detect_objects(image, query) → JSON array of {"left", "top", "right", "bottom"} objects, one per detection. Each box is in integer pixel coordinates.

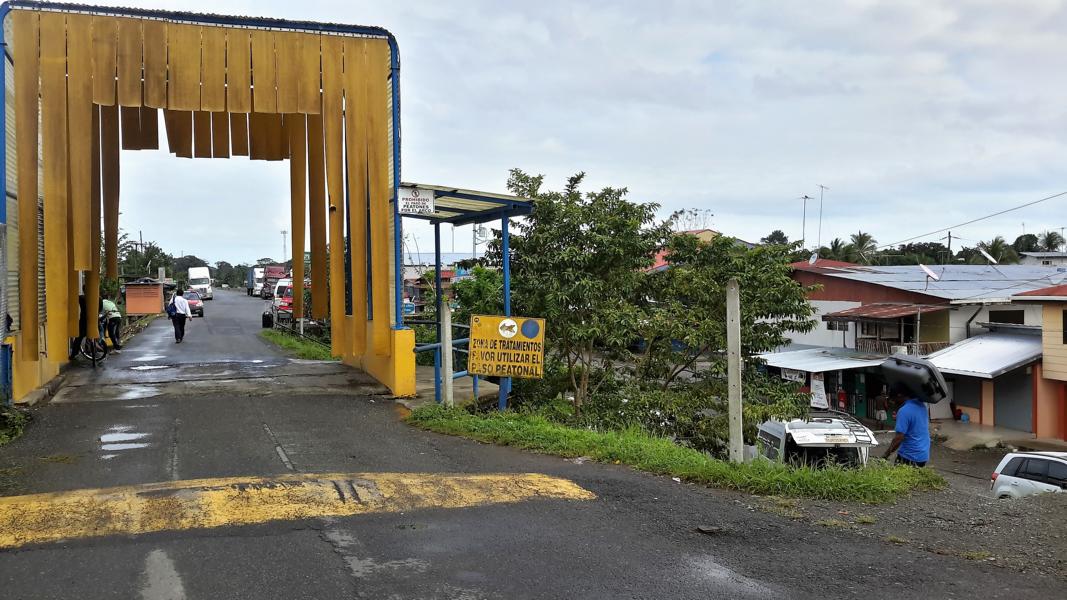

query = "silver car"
[{"left": 990, "top": 451, "right": 1067, "bottom": 499}]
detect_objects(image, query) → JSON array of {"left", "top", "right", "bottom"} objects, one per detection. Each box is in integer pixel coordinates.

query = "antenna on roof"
[
  {"left": 919, "top": 263, "right": 940, "bottom": 290},
  {"left": 808, "top": 253, "right": 819, "bottom": 266},
  {"left": 978, "top": 247, "right": 998, "bottom": 264}
]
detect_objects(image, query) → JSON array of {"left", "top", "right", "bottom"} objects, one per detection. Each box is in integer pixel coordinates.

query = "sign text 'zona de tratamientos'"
[{"left": 468, "top": 315, "right": 546, "bottom": 379}]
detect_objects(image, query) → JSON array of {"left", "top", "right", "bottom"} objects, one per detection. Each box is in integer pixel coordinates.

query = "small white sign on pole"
[
  {"left": 398, "top": 186, "right": 435, "bottom": 215},
  {"left": 810, "top": 372, "right": 829, "bottom": 409}
]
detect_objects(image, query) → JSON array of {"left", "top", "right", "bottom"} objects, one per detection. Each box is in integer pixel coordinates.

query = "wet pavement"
[{"left": 1, "top": 291, "right": 1064, "bottom": 599}]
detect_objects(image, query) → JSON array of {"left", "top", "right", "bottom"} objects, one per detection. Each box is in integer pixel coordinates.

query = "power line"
[{"left": 878, "top": 190, "right": 1067, "bottom": 249}]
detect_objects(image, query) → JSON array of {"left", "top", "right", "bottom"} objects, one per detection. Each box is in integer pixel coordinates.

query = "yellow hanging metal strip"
[
  {"left": 14, "top": 10, "right": 41, "bottom": 362},
  {"left": 276, "top": 32, "right": 300, "bottom": 114},
  {"left": 297, "top": 34, "right": 321, "bottom": 115},
  {"left": 201, "top": 27, "right": 226, "bottom": 112},
  {"left": 164, "top": 110, "right": 194, "bottom": 158},
  {"left": 343, "top": 37, "right": 369, "bottom": 355},
  {"left": 40, "top": 10, "right": 70, "bottom": 357},
  {"left": 211, "top": 113, "right": 230, "bottom": 158},
  {"left": 229, "top": 113, "right": 249, "bottom": 156},
  {"left": 193, "top": 111, "right": 212, "bottom": 158},
  {"left": 287, "top": 115, "right": 307, "bottom": 320},
  {"left": 85, "top": 106, "right": 102, "bottom": 340},
  {"left": 250, "top": 30, "right": 277, "bottom": 113},
  {"left": 366, "top": 40, "right": 391, "bottom": 355},
  {"left": 120, "top": 106, "right": 142, "bottom": 150},
  {"left": 168, "top": 24, "right": 202, "bottom": 111},
  {"left": 321, "top": 35, "right": 346, "bottom": 357},
  {"left": 67, "top": 13, "right": 94, "bottom": 271},
  {"left": 226, "top": 29, "right": 252, "bottom": 113},
  {"left": 142, "top": 20, "right": 168, "bottom": 108},
  {"left": 116, "top": 18, "right": 142, "bottom": 107},
  {"left": 139, "top": 107, "right": 159, "bottom": 150},
  {"left": 91, "top": 16, "right": 117, "bottom": 106},
  {"left": 101, "top": 104, "right": 120, "bottom": 279},
  {"left": 307, "top": 113, "right": 328, "bottom": 320}
]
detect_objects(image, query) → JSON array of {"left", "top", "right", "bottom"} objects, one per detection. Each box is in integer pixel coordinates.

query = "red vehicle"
[
  {"left": 184, "top": 291, "right": 205, "bottom": 317},
  {"left": 261, "top": 265, "right": 287, "bottom": 299}
]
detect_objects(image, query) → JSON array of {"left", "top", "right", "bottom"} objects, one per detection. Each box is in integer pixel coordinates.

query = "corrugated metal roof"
[
  {"left": 1014, "top": 284, "right": 1067, "bottom": 299},
  {"left": 758, "top": 348, "right": 886, "bottom": 373},
  {"left": 823, "top": 303, "right": 947, "bottom": 321},
  {"left": 926, "top": 334, "right": 1042, "bottom": 379},
  {"left": 807, "top": 265, "right": 1067, "bottom": 302},
  {"left": 400, "top": 182, "right": 533, "bottom": 226},
  {"left": 1020, "top": 252, "right": 1067, "bottom": 258}
]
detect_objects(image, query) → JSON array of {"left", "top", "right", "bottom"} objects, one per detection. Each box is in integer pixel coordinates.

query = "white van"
[
  {"left": 188, "top": 266, "right": 213, "bottom": 300},
  {"left": 272, "top": 278, "right": 293, "bottom": 308},
  {"left": 757, "top": 411, "right": 878, "bottom": 467}
]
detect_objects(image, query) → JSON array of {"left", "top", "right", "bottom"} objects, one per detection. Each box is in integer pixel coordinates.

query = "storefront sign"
[
  {"left": 468, "top": 315, "right": 546, "bottom": 379},
  {"left": 398, "top": 186, "right": 435, "bottom": 215},
  {"left": 810, "top": 372, "right": 829, "bottom": 409},
  {"left": 780, "top": 368, "right": 805, "bottom": 383}
]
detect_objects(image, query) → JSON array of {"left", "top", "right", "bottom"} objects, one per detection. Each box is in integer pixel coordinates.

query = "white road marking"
[{"left": 140, "top": 549, "right": 186, "bottom": 600}]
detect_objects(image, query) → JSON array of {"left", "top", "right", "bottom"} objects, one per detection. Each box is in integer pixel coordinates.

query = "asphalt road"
[{"left": 0, "top": 291, "right": 1062, "bottom": 599}]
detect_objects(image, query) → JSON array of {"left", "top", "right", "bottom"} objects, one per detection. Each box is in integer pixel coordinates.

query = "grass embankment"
[
  {"left": 259, "top": 330, "right": 337, "bottom": 361},
  {"left": 0, "top": 407, "right": 29, "bottom": 447},
  {"left": 407, "top": 405, "right": 945, "bottom": 504}
]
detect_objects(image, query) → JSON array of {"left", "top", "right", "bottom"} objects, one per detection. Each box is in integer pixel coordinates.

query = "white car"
[{"left": 991, "top": 451, "right": 1067, "bottom": 499}]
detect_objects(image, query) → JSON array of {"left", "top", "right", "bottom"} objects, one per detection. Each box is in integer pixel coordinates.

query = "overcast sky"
[{"left": 95, "top": 0, "right": 1067, "bottom": 265}]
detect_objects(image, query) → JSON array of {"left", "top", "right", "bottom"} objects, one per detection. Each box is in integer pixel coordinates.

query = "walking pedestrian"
[
  {"left": 170, "top": 289, "right": 193, "bottom": 343},
  {"left": 101, "top": 294, "right": 123, "bottom": 351},
  {"left": 882, "top": 383, "right": 931, "bottom": 467}
]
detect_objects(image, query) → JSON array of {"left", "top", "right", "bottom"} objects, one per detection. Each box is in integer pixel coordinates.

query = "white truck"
[
  {"left": 187, "top": 266, "right": 214, "bottom": 300},
  {"left": 248, "top": 267, "right": 265, "bottom": 296}
]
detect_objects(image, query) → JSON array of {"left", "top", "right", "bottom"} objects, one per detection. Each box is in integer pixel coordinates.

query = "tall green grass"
[
  {"left": 259, "top": 330, "right": 337, "bottom": 361},
  {"left": 407, "top": 405, "right": 945, "bottom": 504}
]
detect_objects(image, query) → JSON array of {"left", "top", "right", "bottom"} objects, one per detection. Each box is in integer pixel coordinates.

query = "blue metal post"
[
  {"left": 433, "top": 223, "right": 442, "bottom": 404},
  {"left": 498, "top": 217, "right": 511, "bottom": 410},
  {"left": 389, "top": 37, "right": 403, "bottom": 328}
]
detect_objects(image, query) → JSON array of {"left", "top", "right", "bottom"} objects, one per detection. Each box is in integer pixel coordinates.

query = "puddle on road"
[
  {"left": 100, "top": 454, "right": 118, "bottom": 460},
  {"left": 101, "top": 443, "right": 151, "bottom": 451},
  {"left": 130, "top": 365, "right": 171, "bottom": 371}
]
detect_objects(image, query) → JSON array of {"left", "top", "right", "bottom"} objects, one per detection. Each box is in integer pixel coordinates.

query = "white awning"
[
  {"left": 926, "top": 334, "right": 1042, "bottom": 379},
  {"left": 758, "top": 348, "right": 885, "bottom": 373}
]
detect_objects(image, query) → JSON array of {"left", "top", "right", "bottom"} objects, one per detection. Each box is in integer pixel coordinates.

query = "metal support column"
[
  {"left": 433, "top": 223, "right": 442, "bottom": 404},
  {"left": 498, "top": 217, "right": 511, "bottom": 410}
]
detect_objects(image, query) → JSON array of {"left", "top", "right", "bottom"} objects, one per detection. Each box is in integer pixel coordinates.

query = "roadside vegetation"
[
  {"left": 259, "top": 329, "right": 337, "bottom": 361},
  {"left": 408, "top": 405, "right": 945, "bottom": 503},
  {"left": 0, "top": 407, "right": 29, "bottom": 447}
]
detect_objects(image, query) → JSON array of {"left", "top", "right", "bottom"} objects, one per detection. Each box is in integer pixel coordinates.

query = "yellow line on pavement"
[{"left": 0, "top": 472, "right": 595, "bottom": 549}]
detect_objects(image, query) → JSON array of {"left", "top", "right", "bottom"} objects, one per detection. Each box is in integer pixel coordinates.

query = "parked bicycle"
[{"left": 78, "top": 313, "right": 110, "bottom": 363}]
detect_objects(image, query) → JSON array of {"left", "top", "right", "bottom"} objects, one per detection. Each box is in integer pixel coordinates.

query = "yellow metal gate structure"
[{"left": 0, "top": 1, "right": 415, "bottom": 401}]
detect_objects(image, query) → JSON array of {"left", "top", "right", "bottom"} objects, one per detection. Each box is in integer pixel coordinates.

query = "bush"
[
  {"left": 0, "top": 407, "right": 29, "bottom": 446},
  {"left": 407, "top": 405, "right": 945, "bottom": 503}
]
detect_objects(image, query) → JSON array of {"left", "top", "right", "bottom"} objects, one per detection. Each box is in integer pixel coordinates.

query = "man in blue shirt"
[{"left": 882, "top": 384, "right": 930, "bottom": 467}]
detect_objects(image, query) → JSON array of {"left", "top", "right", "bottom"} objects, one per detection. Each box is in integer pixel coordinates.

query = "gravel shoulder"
[{"left": 761, "top": 437, "right": 1067, "bottom": 580}]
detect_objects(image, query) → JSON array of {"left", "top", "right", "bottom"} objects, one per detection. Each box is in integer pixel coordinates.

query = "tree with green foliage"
[
  {"left": 1013, "top": 233, "right": 1039, "bottom": 254},
  {"left": 819, "top": 238, "right": 849, "bottom": 261},
  {"left": 973, "top": 236, "right": 1019, "bottom": 264},
  {"left": 451, "top": 266, "right": 503, "bottom": 328},
  {"left": 500, "top": 169, "right": 673, "bottom": 414},
  {"left": 847, "top": 231, "right": 877, "bottom": 263},
  {"left": 760, "top": 229, "right": 790, "bottom": 246},
  {"left": 640, "top": 234, "right": 816, "bottom": 389},
  {"left": 1038, "top": 230, "right": 1065, "bottom": 252}
]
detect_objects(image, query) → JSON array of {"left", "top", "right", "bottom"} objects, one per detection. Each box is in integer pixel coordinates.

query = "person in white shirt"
[{"left": 170, "top": 289, "right": 193, "bottom": 343}]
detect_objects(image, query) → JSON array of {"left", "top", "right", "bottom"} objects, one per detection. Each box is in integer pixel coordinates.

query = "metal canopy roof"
[
  {"left": 823, "top": 303, "right": 947, "bottom": 322},
  {"left": 399, "top": 182, "right": 534, "bottom": 226},
  {"left": 758, "top": 348, "right": 886, "bottom": 373},
  {"left": 926, "top": 334, "right": 1042, "bottom": 379}
]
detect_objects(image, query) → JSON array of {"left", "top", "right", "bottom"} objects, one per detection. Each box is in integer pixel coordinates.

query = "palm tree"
[
  {"left": 1038, "top": 230, "right": 1065, "bottom": 252},
  {"left": 847, "top": 231, "right": 877, "bottom": 263},
  {"left": 974, "top": 236, "right": 1019, "bottom": 264},
  {"left": 818, "top": 238, "right": 849, "bottom": 261}
]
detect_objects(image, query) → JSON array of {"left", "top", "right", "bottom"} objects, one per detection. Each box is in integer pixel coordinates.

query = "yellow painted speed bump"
[{"left": 0, "top": 472, "right": 595, "bottom": 549}]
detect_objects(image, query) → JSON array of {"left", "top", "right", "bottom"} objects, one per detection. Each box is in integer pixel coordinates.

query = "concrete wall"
[
  {"left": 948, "top": 304, "right": 1044, "bottom": 343},
  {"left": 950, "top": 376, "right": 981, "bottom": 409},
  {"left": 1020, "top": 255, "right": 1067, "bottom": 267},
  {"left": 786, "top": 300, "right": 859, "bottom": 348}
]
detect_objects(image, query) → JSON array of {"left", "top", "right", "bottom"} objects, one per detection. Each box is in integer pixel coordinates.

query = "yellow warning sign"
[{"left": 468, "top": 315, "right": 546, "bottom": 379}]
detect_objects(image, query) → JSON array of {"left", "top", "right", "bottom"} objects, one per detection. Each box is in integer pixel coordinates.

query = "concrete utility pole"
[
  {"left": 441, "top": 305, "right": 454, "bottom": 408},
  {"left": 816, "top": 184, "right": 829, "bottom": 250},
  {"left": 800, "top": 195, "right": 813, "bottom": 249},
  {"left": 281, "top": 230, "right": 288, "bottom": 264},
  {"left": 726, "top": 278, "right": 744, "bottom": 464}
]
